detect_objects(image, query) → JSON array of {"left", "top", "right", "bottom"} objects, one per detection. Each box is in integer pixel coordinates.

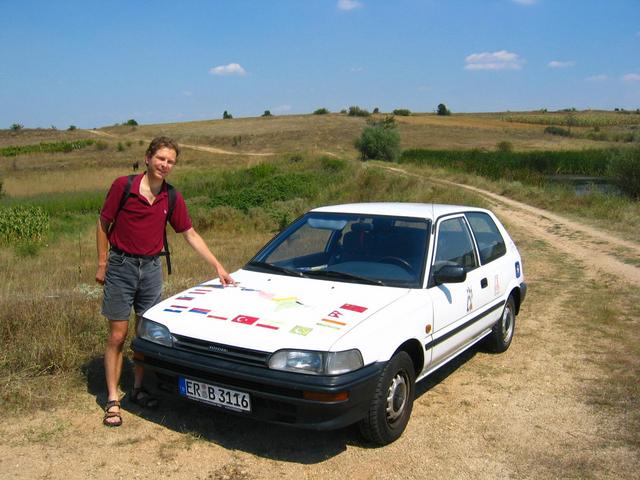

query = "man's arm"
[
  {"left": 181, "top": 227, "right": 235, "bottom": 286},
  {"left": 96, "top": 218, "right": 111, "bottom": 284}
]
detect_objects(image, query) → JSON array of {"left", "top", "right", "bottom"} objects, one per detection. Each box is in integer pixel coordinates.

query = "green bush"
[
  {"left": 67, "top": 125, "right": 77, "bottom": 131},
  {"left": 123, "top": 119, "right": 138, "bottom": 126},
  {"left": 313, "top": 108, "right": 330, "bottom": 115},
  {"left": 117, "top": 142, "right": 125, "bottom": 152},
  {"left": 95, "top": 141, "right": 108, "bottom": 151},
  {"left": 355, "top": 116, "right": 401, "bottom": 162},
  {"left": 437, "top": 103, "right": 451, "bottom": 116},
  {"left": 393, "top": 109, "right": 411, "bottom": 116},
  {"left": 10, "top": 123, "right": 23, "bottom": 131},
  {"left": 0, "top": 140, "right": 95, "bottom": 157},
  {"left": 262, "top": 110, "right": 272, "bottom": 117},
  {"left": 348, "top": 106, "right": 370, "bottom": 117},
  {"left": 608, "top": 148, "right": 640, "bottom": 199},
  {"left": 0, "top": 205, "right": 49, "bottom": 245},
  {"left": 496, "top": 141, "right": 514, "bottom": 153},
  {"left": 545, "top": 126, "right": 571, "bottom": 137},
  {"left": 223, "top": 110, "right": 233, "bottom": 119},
  {"left": 373, "top": 107, "right": 380, "bottom": 114}
]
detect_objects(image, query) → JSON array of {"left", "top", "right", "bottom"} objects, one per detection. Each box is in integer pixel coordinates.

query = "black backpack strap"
[
  {"left": 110, "top": 175, "right": 136, "bottom": 233},
  {"left": 159, "top": 183, "right": 177, "bottom": 275}
]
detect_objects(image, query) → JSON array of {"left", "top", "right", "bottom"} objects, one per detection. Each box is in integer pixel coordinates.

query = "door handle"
[{"left": 480, "top": 278, "right": 488, "bottom": 288}]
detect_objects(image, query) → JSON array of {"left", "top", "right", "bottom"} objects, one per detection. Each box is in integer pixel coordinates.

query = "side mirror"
[{"left": 433, "top": 264, "right": 466, "bottom": 285}]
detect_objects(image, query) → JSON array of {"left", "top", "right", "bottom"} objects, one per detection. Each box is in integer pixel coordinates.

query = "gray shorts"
[{"left": 101, "top": 250, "right": 163, "bottom": 320}]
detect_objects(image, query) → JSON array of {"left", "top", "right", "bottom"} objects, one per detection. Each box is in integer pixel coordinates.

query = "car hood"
[{"left": 144, "top": 269, "right": 410, "bottom": 353}]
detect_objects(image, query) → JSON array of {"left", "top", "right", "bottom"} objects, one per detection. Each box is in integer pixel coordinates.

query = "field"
[{"left": 1, "top": 111, "right": 639, "bottom": 479}]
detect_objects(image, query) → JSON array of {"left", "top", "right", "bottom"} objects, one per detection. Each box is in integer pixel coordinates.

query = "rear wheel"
[
  {"left": 486, "top": 294, "right": 516, "bottom": 353},
  {"left": 358, "top": 351, "right": 415, "bottom": 445}
]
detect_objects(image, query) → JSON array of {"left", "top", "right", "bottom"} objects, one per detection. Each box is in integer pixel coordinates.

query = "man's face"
[{"left": 146, "top": 147, "right": 177, "bottom": 181}]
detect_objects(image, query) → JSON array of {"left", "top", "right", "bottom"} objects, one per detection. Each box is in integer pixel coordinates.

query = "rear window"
[{"left": 466, "top": 212, "right": 506, "bottom": 264}]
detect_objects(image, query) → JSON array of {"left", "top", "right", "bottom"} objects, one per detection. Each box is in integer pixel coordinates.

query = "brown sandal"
[
  {"left": 130, "top": 387, "right": 159, "bottom": 409},
  {"left": 103, "top": 400, "right": 122, "bottom": 427}
]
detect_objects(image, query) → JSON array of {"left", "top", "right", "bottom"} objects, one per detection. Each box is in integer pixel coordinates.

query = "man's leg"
[
  {"left": 133, "top": 315, "right": 144, "bottom": 390},
  {"left": 104, "top": 319, "right": 128, "bottom": 425}
]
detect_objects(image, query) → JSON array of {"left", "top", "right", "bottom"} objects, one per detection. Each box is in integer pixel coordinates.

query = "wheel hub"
[{"left": 386, "top": 373, "right": 408, "bottom": 422}]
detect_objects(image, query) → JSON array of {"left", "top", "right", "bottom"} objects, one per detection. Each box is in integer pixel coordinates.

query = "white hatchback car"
[{"left": 133, "top": 203, "right": 526, "bottom": 445}]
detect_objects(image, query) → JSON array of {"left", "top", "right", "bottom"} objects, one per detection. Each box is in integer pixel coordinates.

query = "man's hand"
[
  {"left": 96, "top": 264, "right": 107, "bottom": 285},
  {"left": 217, "top": 266, "right": 235, "bottom": 286}
]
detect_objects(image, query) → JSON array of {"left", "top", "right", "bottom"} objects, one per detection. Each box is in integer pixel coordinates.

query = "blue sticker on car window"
[{"left": 515, "top": 261, "right": 521, "bottom": 278}]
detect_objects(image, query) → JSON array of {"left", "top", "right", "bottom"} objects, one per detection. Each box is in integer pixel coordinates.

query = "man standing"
[{"left": 96, "top": 136, "right": 234, "bottom": 427}]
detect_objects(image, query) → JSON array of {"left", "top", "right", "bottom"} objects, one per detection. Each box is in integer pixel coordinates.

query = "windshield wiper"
[
  {"left": 246, "top": 261, "right": 307, "bottom": 278},
  {"left": 306, "top": 269, "right": 385, "bottom": 286}
]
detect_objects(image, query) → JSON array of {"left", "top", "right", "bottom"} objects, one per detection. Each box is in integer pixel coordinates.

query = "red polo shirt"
[{"left": 100, "top": 173, "right": 192, "bottom": 255}]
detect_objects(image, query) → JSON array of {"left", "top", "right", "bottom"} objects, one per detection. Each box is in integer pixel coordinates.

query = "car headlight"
[
  {"left": 268, "top": 349, "right": 363, "bottom": 375},
  {"left": 137, "top": 318, "right": 173, "bottom": 347}
]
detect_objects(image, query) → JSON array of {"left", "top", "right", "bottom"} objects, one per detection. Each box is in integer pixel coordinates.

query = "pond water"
[{"left": 547, "top": 175, "right": 621, "bottom": 196}]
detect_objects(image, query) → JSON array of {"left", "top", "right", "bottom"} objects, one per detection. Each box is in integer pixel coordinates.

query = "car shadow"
[{"left": 81, "top": 345, "right": 479, "bottom": 463}]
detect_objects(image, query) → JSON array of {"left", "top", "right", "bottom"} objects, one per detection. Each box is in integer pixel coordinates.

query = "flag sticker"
[
  {"left": 321, "top": 318, "right": 346, "bottom": 326},
  {"left": 163, "top": 308, "right": 184, "bottom": 313},
  {"left": 317, "top": 322, "right": 340, "bottom": 330},
  {"left": 207, "top": 315, "right": 227, "bottom": 320},
  {"left": 189, "top": 308, "right": 210, "bottom": 315},
  {"left": 290, "top": 325, "right": 312, "bottom": 336},
  {"left": 170, "top": 305, "right": 188, "bottom": 309},
  {"left": 256, "top": 323, "right": 279, "bottom": 330},
  {"left": 231, "top": 314, "right": 259, "bottom": 325},
  {"left": 327, "top": 310, "right": 343, "bottom": 319},
  {"left": 340, "top": 303, "right": 367, "bottom": 313},
  {"left": 176, "top": 296, "right": 194, "bottom": 301}
]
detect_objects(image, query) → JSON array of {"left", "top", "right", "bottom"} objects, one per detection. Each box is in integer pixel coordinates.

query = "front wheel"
[
  {"left": 358, "top": 351, "right": 415, "bottom": 445},
  {"left": 486, "top": 294, "right": 516, "bottom": 353}
]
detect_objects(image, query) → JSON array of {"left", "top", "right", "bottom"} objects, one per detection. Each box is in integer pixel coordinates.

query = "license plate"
[{"left": 178, "top": 377, "right": 251, "bottom": 412}]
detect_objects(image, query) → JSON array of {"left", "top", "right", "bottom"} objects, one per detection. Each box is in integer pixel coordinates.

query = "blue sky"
[{"left": 1, "top": 0, "right": 639, "bottom": 129}]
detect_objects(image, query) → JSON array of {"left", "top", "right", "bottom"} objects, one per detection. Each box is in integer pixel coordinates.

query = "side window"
[
  {"left": 434, "top": 217, "right": 478, "bottom": 270},
  {"left": 466, "top": 212, "right": 506, "bottom": 264}
]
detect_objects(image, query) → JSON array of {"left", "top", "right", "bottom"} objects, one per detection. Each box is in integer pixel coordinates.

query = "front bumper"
[{"left": 131, "top": 337, "right": 384, "bottom": 430}]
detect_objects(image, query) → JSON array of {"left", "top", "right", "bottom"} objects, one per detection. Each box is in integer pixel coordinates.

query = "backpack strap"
[
  {"left": 113, "top": 175, "right": 177, "bottom": 275},
  {"left": 158, "top": 183, "right": 177, "bottom": 275},
  {"left": 110, "top": 175, "right": 136, "bottom": 233}
]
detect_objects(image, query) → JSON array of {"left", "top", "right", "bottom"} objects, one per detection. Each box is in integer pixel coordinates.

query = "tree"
[
  {"left": 355, "top": 116, "right": 401, "bottom": 162},
  {"left": 124, "top": 119, "right": 138, "bottom": 126},
  {"left": 223, "top": 110, "right": 233, "bottom": 119},
  {"left": 262, "top": 110, "right": 272, "bottom": 117},
  {"left": 10, "top": 123, "right": 23, "bottom": 131},
  {"left": 437, "top": 103, "right": 451, "bottom": 116},
  {"left": 313, "top": 108, "right": 329, "bottom": 115}
]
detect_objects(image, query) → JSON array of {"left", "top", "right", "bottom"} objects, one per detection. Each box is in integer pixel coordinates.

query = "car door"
[{"left": 427, "top": 215, "right": 492, "bottom": 368}]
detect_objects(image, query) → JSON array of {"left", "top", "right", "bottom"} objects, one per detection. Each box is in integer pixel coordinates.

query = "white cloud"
[
  {"left": 622, "top": 73, "right": 640, "bottom": 82},
  {"left": 338, "top": 0, "right": 363, "bottom": 11},
  {"left": 512, "top": 0, "right": 538, "bottom": 5},
  {"left": 465, "top": 50, "right": 524, "bottom": 70},
  {"left": 182, "top": 91, "right": 193, "bottom": 97},
  {"left": 586, "top": 74, "right": 608, "bottom": 82},
  {"left": 209, "top": 63, "right": 247, "bottom": 76},
  {"left": 548, "top": 60, "right": 575, "bottom": 69},
  {"left": 350, "top": 66, "right": 365, "bottom": 72}
]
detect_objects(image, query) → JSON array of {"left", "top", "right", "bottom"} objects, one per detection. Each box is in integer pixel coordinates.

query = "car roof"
[{"left": 311, "top": 202, "right": 488, "bottom": 220}]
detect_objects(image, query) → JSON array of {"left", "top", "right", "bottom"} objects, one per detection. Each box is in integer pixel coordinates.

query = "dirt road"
[{"left": 1, "top": 166, "right": 638, "bottom": 479}]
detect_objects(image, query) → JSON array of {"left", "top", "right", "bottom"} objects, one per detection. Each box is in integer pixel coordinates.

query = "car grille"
[{"left": 172, "top": 334, "right": 270, "bottom": 367}]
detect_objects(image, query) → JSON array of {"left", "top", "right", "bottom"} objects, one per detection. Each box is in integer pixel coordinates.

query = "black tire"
[
  {"left": 486, "top": 294, "right": 516, "bottom": 353},
  {"left": 358, "top": 351, "right": 415, "bottom": 445}
]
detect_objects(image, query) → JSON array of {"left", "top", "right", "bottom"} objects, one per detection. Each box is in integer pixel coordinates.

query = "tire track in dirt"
[{"left": 376, "top": 164, "right": 640, "bottom": 285}]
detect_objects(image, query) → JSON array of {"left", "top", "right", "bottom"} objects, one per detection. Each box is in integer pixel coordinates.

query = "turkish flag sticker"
[
  {"left": 340, "top": 303, "right": 367, "bottom": 313},
  {"left": 231, "top": 314, "right": 259, "bottom": 325}
]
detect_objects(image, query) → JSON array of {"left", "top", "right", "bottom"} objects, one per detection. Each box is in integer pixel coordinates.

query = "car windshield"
[{"left": 246, "top": 212, "right": 430, "bottom": 288}]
